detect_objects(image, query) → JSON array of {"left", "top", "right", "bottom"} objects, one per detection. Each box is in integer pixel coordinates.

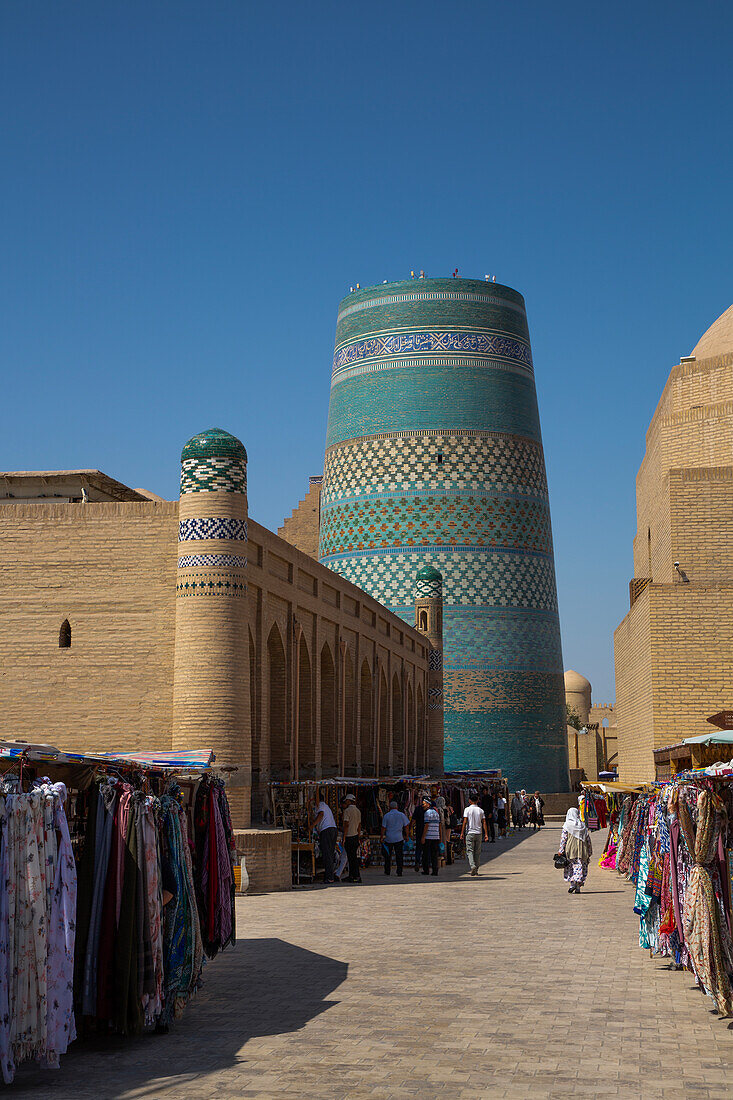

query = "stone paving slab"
[{"left": 10, "top": 826, "right": 733, "bottom": 1097}]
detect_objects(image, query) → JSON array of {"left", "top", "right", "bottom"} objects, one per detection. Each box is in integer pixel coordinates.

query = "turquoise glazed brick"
[{"left": 320, "top": 278, "right": 569, "bottom": 790}]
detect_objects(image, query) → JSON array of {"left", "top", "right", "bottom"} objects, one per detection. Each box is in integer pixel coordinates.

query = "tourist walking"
[
  {"left": 381, "top": 800, "right": 410, "bottom": 876},
  {"left": 511, "top": 791, "right": 524, "bottom": 832},
  {"left": 533, "top": 791, "right": 545, "bottom": 829},
  {"left": 558, "top": 806, "right": 593, "bottom": 893},
  {"left": 411, "top": 793, "right": 426, "bottom": 872},
  {"left": 460, "top": 790, "right": 489, "bottom": 876},
  {"left": 342, "top": 793, "right": 362, "bottom": 883},
  {"left": 496, "top": 791, "right": 507, "bottom": 837},
  {"left": 420, "top": 796, "right": 443, "bottom": 876},
  {"left": 313, "top": 792, "right": 338, "bottom": 884}
]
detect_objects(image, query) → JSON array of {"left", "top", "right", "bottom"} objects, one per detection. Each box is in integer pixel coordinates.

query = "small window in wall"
[
  {"left": 419, "top": 610, "right": 428, "bottom": 631},
  {"left": 436, "top": 453, "right": 443, "bottom": 465},
  {"left": 59, "top": 619, "right": 71, "bottom": 648}
]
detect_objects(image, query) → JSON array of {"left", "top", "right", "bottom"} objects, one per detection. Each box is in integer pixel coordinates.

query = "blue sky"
[{"left": 2, "top": 1, "right": 732, "bottom": 700}]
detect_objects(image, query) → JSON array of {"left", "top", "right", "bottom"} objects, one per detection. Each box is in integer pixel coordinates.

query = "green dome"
[
  {"left": 416, "top": 564, "right": 442, "bottom": 582},
  {"left": 181, "top": 428, "right": 247, "bottom": 464}
]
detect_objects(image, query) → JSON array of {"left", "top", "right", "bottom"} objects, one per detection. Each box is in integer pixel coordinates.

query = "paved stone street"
[{"left": 13, "top": 826, "right": 733, "bottom": 1098}]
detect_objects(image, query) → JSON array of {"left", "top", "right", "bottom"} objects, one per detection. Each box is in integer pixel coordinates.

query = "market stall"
[
  {"left": 269, "top": 772, "right": 508, "bottom": 884},
  {"left": 594, "top": 764, "right": 733, "bottom": 1018},
  {"left": 0, "top": 740, "right": 237, "bottom": 1083}
]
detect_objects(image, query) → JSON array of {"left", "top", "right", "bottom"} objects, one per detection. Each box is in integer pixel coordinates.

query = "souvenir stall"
[
  {"left": 269, "top": 772, "right": 508, "bottom": 884},
  {"left": 0, "top": 741, "right": 237, "bottom": 1083},
  {"left": 595, "top": 765, "right": 733, "bottom": 1019}
]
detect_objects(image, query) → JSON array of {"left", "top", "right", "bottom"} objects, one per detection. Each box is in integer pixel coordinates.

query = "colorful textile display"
[
  {"left": 599, "top": 775, "right": 733, "bottom": 1019},
  {"left": 0, "top": 779, "right": 77, "bottom": 1084},
  {"left": 193, "top": 776, "right": 236, "bottom": 959}
]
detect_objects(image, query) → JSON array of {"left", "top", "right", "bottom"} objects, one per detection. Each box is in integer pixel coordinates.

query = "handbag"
[{"left": 553, "top": 852, "right": 569, "bottom": 869}]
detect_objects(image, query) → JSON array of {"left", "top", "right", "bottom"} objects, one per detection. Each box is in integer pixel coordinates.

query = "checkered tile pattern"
[
  {"left": 178, "top": 518, "right": 247, "bottom": 542},
  {"left": 319, "top": 492, "right": 552, "bottom": 557},
  {"left": 180, "top": 455, "right": 247, "bottom": 494},
  {"left": 322, "top": 432, "right": 547, "bottom": 504},
  {"left": 415, "top": 576, "right": 442, "bottom": 598},
  {"left": 322, "top": 548, "right": 558, "bottom": 612},
  {"left": 177, "top": 553, "right": 247, "bottom": 569}
]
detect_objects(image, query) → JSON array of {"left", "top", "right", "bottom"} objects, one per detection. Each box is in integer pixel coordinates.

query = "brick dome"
[
  {"left": 691, "top": 304, "right": 733, "bottom": 361},
  {"left": 564, "top": 669, "right": 591, "bottom": 694}
]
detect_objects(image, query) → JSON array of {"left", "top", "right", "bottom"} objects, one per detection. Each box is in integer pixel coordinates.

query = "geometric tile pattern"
[
  {"left": 321, "top": 277, "right": 567, "bottom": 786},
  {"left": 332, "top": 329, "right": 533, "bottom": 378},
  {"left": 428, "top": 649, "right": 443, "bottom": 670},
  {"left": 177, "top": 553, "right": 247, "bottom": 569},
  {"left": 415, "top": 575, "right": 442, "bottom": 599},
  {"left": 180, "top": 455, "right": 247, "bottom": 495},
  {"left": 323, "top": 548, "right": 559, "bottom": 612},
  {"left": 322, "top": 432, "right": 548, "bottom": 504},
  {"left": 178, "top": 517, "right": 247, "bottom": 542},
  {"left": 175, "top": 572, "right": 246, "bottom": 597},
  {"left": 319, "top": 492, "right": 553, "bottom": 557}
]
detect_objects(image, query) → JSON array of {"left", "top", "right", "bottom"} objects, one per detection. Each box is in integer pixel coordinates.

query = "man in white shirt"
[
  {"left": 460, "top": 790, "right": 489, "bottom": 876},
  {"left": 313, "top": 791, "right": 338, "bottom": 884}
]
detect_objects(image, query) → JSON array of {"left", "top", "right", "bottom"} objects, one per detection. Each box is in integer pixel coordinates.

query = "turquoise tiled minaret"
[{"left": 319, "top": 277, "right": 569, "bottom": 790}]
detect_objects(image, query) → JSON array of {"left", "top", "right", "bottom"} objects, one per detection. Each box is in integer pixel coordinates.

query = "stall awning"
[{"left": 682, "top": 732, "right": 733, "bottom": 746}]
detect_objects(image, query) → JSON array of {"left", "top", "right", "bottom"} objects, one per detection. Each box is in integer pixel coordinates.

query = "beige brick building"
[
  {"left": 614, "top": 304, "right": 733, "bottom": 781},
  {"left": 0, "top": 431, "right": 440, "bottom": 835},
  {"left": 564, "top": 669, "right": 617, "bottom": 783}
]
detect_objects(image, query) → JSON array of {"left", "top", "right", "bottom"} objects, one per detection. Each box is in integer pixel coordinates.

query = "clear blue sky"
[{"left": 2, "top": 2, "right": 732, "bottom": 701}]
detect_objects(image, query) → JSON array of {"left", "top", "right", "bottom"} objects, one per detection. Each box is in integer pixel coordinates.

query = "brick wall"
[
  {"left": 278, "top": 480, "right": 322, "bottom": 559},
  {"left": 0, "top": 500, "right": 178, "bottom": 750},
  {"left": 233, "top": 828, "right": 292, "bottom": 893},
  {"left": 614, "top": 586, "right": 655, "bottom": 782}
]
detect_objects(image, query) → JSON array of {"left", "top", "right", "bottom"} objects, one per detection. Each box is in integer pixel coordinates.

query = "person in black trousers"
[
  {"left": 420, "top": 796, "right": 443, "bottom": 876},
  {"left": 313, "top": 792, "right": 338, "bottom": 884},
  {"left": 480, "top": 788, "right": 495, "bottom": 843}
]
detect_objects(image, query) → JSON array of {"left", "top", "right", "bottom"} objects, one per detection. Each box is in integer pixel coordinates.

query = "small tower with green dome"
[
  {"left": 414, "top": 565, "right": 444, "bottom": 774},
  {"left": 172, "top": 428, "right": 250, "bottom": 825}
]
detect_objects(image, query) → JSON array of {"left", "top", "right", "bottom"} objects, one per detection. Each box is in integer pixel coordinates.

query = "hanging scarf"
[
  {"left": 44, "top": 784, "right": 77, "bottom": 1067},
  {"left": 678, "top": 788, "right": 733, "bottom": 1017}
]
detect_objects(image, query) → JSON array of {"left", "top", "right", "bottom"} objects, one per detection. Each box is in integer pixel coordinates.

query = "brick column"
[
  {"left": 172, "top": 428, "right": 251, "bottom": 826},
  {"left": 414, "top": 565, "right": 445, "bottom": 775}
]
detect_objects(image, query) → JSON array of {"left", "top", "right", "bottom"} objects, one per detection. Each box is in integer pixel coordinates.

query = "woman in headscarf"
[{"left": 558, "top": 806, "right": 592, "bottom": 893}]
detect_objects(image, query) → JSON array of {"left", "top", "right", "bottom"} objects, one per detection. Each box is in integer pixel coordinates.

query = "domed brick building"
[{"left": 615, "top": 302, "right": 733, "bottom": 780}]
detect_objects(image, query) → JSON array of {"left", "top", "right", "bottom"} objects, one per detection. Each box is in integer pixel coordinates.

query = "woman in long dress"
[{"left": 558, "top": 807, "right": 592, "bottom": 893}]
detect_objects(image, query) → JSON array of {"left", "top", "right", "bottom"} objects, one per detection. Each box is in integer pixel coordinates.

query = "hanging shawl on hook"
[{"left": 678, "top": 788, "right": 733, "bottom": 1017}]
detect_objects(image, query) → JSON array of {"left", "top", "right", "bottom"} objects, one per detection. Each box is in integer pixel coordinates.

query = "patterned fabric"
[
  {"left": 0, "top": 783, "right": 76, "bottom": 1083},
  {"left": 560, "top": 827, "right": 591, "bottom": 885},
  {"left": 678, "top": 789, "right": 733, "bottom": 1017}
]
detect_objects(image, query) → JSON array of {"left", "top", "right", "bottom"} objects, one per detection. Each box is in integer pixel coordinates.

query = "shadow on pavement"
[{"left": 10, "top": 938, "right": 348, "bottom": 1099}]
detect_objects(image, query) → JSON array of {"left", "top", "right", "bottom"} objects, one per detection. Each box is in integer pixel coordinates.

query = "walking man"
[
  {"left": 460, "top": 790, "right": 489, "bottom": 876},
  {"left": 342, "top": 793, "right": 362, "bottom": 883},
  {"left": 381, "top": 799, "right": 409, "bottom": 876},
  {"left": 420, "top": 796, "right": 443, "bottom": 876},
  {"left": 313, "top": 790, "right": 338, "bottom": 884}
]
